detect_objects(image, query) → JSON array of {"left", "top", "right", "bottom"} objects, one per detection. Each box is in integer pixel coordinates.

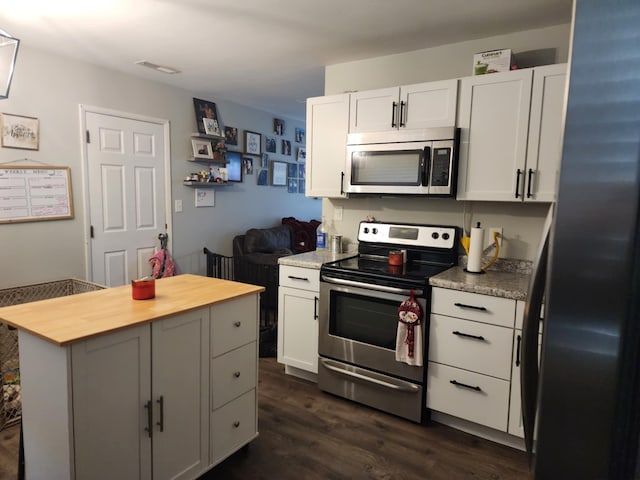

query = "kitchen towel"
[
  {"left": 395, "top": 291, "right": 423, "bottom": 367},
  {"left": 467, "top": 224, "right": 485, "bottom": 273}
]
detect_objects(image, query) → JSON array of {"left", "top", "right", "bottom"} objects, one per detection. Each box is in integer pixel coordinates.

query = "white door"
[{"left": 85, "top": 110, "right": 168, "bottom": 286}]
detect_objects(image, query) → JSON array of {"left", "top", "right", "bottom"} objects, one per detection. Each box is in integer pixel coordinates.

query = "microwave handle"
[{"left": 422, "top": 146, "right": 431, "bottom": 186}]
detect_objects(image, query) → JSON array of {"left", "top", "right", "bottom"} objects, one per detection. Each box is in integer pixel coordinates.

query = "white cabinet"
[
  {"left": 277, "top": 265, "right": 320, "bottom": 377},
  {"left": 349, "top": 79, "right": 458, "bottom": 133},
  {"left": 306, "top": 94, "right": 350, "bottom": 198},
  {"left": 456, "top": 64, "right": 567, "bottom": 202},
  {"left": 19, "top": 294, "right": 260, "bottom": 480},
  {"left": 427, "top": 287, "right": 516, "bottom": 432}
]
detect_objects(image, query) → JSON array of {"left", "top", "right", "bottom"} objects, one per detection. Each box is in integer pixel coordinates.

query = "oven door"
[{"left": 319, "top": 275, "right": 427, "bottom": 383}]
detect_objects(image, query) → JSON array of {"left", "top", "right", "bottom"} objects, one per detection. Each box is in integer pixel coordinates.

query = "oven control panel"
[{"left": 358, "top": 222, "right": 457, "bottom": 249}]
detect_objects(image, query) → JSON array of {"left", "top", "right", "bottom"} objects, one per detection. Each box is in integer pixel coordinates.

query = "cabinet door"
[
  {"left": 457, "top": 69, "right": 533, "bottom": 201},
  {"left": 277, "top": 286, "right": 319, "bottom": 373},
  {"left": 401, "top": 79, "right": 458, "bottom": 129},
  {"left": 152, "top": 308, "right": 210, "bottom": 480},
  {"left": 525, "top": 64, "right": 567, "bottom": 202},
  {"left": 71, "top": 325, "right": 152, "bottom": 480},
  {"left": 306, "top": 94, "right": 350, "bottom": 197},
  {"left": 349, "top": 87, "right": 399, "bottom": 133}
]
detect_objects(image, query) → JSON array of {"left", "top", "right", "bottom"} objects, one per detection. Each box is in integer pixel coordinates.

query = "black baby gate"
[{"left": 203, "top": 248, "right": 277, "bottom": 357}]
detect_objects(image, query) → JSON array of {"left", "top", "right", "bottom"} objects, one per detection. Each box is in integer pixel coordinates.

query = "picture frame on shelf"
[
  {"left": 270, "top": 161, "right": 287, "bottom": 186},
  {"left": 203, "top": 118, "right": 221, "bottom": 136},
  {"left": 1, "top": 113, "right": 39, "bottom": 150},
  {"left": 296, "top": 147, "right": 306, "bottom": 162},
  {"left": 287, "top": 178, "right": 298, "bottom": 194},
  {"left": 295, "top": 127, "right": 305, "bottom": 144},
  {"left": 191, "top": 138, "right": 213, "bottom": 158},
  {"left": 265, "top": 136, "right": 276, "bottom": 153},
  {"left": 244, "top": 130, "right": 262, "bottom": 156},
  {"left": 226, "top": 151, "right": 243, "bottom": 182},
  {"left": 273, "top": 118, "right": 285, "bottom": 135},
  {"left": 193, "top": 98, "right": 219, "bottom": 134}
]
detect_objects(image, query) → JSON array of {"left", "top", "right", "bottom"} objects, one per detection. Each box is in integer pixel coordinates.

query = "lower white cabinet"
[
  {"left": 277, "top": 265, "right": 320, "bottom": 375},
  {"left": 19, "top": 294, "right": 259, "bottom": 480},
  {"left": 427, "top": 287, "right": 516, "bottom": 432}
]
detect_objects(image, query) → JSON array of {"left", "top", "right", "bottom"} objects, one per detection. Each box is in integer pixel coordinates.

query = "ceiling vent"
[{"left": 135, "top": 60, "right": 180, "bottom": 74}]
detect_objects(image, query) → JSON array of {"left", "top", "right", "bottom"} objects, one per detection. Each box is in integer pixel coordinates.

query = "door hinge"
[
  {"left": 90, "top": 225, "right": 94, "bottom": 238},
  {"left": 86, "top": 130, "right": 90, "bottom": 143}
]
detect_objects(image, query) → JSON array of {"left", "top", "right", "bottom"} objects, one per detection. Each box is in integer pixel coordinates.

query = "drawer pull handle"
[
  {"left": 452, "top": 330, "right": 485, "bottom": 341},
  {"left": 450, "top": 380, "right": 482, "bottom": 392},
  {"left": 233, "top": 371, "right": 241, "bottom": 378},
  {"left": 454, "top": 302, "right": 487, "bottom": 312},
  {"left": 234, "top": 321, "right": 241, "bottom": 327},
  {"left": 288, "top": 275, "right": 309, "bottom": 281},
  {"left": 233, "top": 421, "right": 240, "bottom": 428}
]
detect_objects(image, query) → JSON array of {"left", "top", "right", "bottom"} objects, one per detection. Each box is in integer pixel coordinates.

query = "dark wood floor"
[{"left": 0, "top": 358, "right": 529, "bottom": 480}]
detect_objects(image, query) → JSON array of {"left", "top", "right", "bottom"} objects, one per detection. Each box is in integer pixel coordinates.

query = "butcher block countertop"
[{"left": 0, "top": 274, "right": 264, "bottom": 346}]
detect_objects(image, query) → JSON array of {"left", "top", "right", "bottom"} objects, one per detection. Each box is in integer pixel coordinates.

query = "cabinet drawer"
[
  {"left": 211, "top": 389, "right": 256, "bottom": 464},
  {"left": 211, "top": 295, "right": 258, "bottom": 357},
  {"left": 212, "top": 342, "right": 257, "bottom": 409},
  {"left": 427, "top": 362, "right": 510, "bottom": 432},
  {"left": 429, "top": 314, "right": 513, "bottom": 379},
  {"left": 279, "top": 265, "right": 320, "bottom": 291},
  {"left": 431, "top": 287, "right": 516, "bottom": 327}
]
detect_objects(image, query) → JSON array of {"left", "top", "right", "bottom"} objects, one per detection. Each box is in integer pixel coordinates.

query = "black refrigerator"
[{"left": 521, "top": 0, "right": 640, "bottom": 478}]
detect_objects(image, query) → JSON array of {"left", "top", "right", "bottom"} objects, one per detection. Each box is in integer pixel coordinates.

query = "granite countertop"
[
  {"left": 278, "top": 249, "right": 357, "bottom": 269},
  {"left": 429, "top": 259, "right": 532, "bottom": 300}
]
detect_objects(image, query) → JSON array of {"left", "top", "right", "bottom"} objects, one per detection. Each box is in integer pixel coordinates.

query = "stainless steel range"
[{"left": 318, "top": 221, "right": 459, "bottom": 423}]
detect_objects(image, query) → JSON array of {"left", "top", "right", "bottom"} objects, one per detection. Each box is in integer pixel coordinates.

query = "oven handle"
[
  {"left": 320, "top": 359, "right": 420, "bottom": 393},
  {"left": 321, "top": 275, "right": 423, "bottom": 297}
]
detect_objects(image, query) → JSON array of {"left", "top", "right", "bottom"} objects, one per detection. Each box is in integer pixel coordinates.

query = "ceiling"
[{"left": 1, "top": 0, "right": 573, "bottom": 119}]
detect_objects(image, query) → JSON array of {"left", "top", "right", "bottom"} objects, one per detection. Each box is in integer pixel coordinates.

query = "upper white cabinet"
[
  {"left": 306, "top": 93, "right": 350, "bottom": 198},
  {"left": 456, "top": 64, "right": 567, "bottom": 202},
  {"left": 349, "top": 79, "right": 458, "bottom": 133}
]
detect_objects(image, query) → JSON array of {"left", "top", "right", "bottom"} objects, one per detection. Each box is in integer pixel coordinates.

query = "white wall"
[
  {"left": 0, "top": 45, "right": 320, "bottom": 289},
  {"left": 323, "top": 23, "right": 571, "bottom": 260}
]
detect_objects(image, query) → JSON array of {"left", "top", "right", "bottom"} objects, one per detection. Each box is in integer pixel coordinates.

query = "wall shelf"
[
  {"left": 188, "top": 156, "right": 228, "bottom": 164},
  {"left": 183, "top": 181, "right": 231, "bottom": 187}
]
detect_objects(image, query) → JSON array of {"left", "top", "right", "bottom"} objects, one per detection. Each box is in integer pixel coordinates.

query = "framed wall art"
[
  {"left": 282, "top": 140, "right": 291, "bottom": 156},
  {"left": 191, "top": 138, "right": 213, "bottom": 159},
  {"left": 243, "top": 157, "right": 254, "bottom": 175},
  {"left": 270, "top": 161, "right": 287, "bottom": 186},
  {"left": 193, "top": 98, "right": 219, "bottom": 134},
  {"left": 202, "top": 117, "right": 221, "bottom": 136},
  {"left": 226, "top": 151, "right": 243, "bottom": 182},
  {"left": 273, "top": 118, "right": 285, "bottom": 135},
  {"left": 1, "top": 113, "right": 39, "bottom": 150},
  {"left": 225, "top": 126, "right": 238, "bottom": 145},
  {"left": 244, "top": 130, "right": 262, "bottom": 156},
  {"left": 297, "top": 147, "right": 306, "bottom": 162},
  {"left": 265, "top": 136, "right": 276, "bottom": 153},
  {"left": 295, "top": 127, "right": 305, "bottom": 144}
]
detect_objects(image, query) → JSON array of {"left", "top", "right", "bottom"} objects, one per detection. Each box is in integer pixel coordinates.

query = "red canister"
[
  {"left": 388, "top": 250, "right": 404, "bottom": 266},
  {"left": 132, "top": 278, "right": 156, "bottom": 300}
]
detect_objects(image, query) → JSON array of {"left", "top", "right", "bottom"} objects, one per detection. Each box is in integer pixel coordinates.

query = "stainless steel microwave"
[{"left": 345, "top": 127, "right": 460, "bottom": 196}]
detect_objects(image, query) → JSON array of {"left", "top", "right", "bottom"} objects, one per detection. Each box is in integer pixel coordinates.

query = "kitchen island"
[{"left": 0, "top": 274, "right": 264, "bottom": 480}]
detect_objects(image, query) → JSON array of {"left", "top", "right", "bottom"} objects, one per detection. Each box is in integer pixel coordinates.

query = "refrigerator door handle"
[{"left": 521, "top": 208, "right": 551, "bottom": 461}]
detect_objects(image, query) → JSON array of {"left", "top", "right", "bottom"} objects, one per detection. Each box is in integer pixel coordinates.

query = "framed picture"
[
  {"left": 195, "top": 188, "right": 215, "bottom": 207},
  {"left": 203, "top": 118, "right": 221, "bottom": 136},
  {"left": 299, "top": 164, "right": 306, "bottom": 180},
  {"left": 244, "top": 130, "right": 262, "bottom": 156},
  {"left": 297, "top": 147, "right": 306, "bottom": 162},
  {"left": 282, "top": 140, "right": 291, "bottom": 156},
  {"left": 1, "top": 113, "right": 39, "bottom": 150},
  {"left": 191, "top": 138, "right": 213, "bottom": 158},
  {"left": 287, "top": 178, "right": 298, "bottom": 194},
  {"left": 273, "top": 118, "right": 285, "bottom": 135},
  {"left": 193, "top": 98, "right": 219, "bottom": 134},
  {"left": 298, "top": 179, "right": 306, "bottom": 194},
  {"left": 295, "top": 127, "right": 306, "bottom": 144},
  {"left": 224, "top": 126, "right": 238, "bottom": 145},
  {"left": 225, "top": 151, "right": 243, "bottom": 182},
  {"left": 265, "top": 136, "right": 276, "bottom": 153},
  {"left": 261, "top": 153, "right": 269, "bottom": 168},
  {"left": 287, "top": 163, "right": 298, "bottom": 178},
  {"left": 270, "top": 161, "right": 287, "bottom": 186},
  {"left": 257, "top": 169, "right": 268, "bottom": 186},
  {"left": 243, "top": 157, "right": 254, "bottom": 175}
]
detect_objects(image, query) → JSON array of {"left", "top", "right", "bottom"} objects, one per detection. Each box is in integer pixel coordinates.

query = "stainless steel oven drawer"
[{"left": 318, "top": 357, "right": 424, "bottom": 423}]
